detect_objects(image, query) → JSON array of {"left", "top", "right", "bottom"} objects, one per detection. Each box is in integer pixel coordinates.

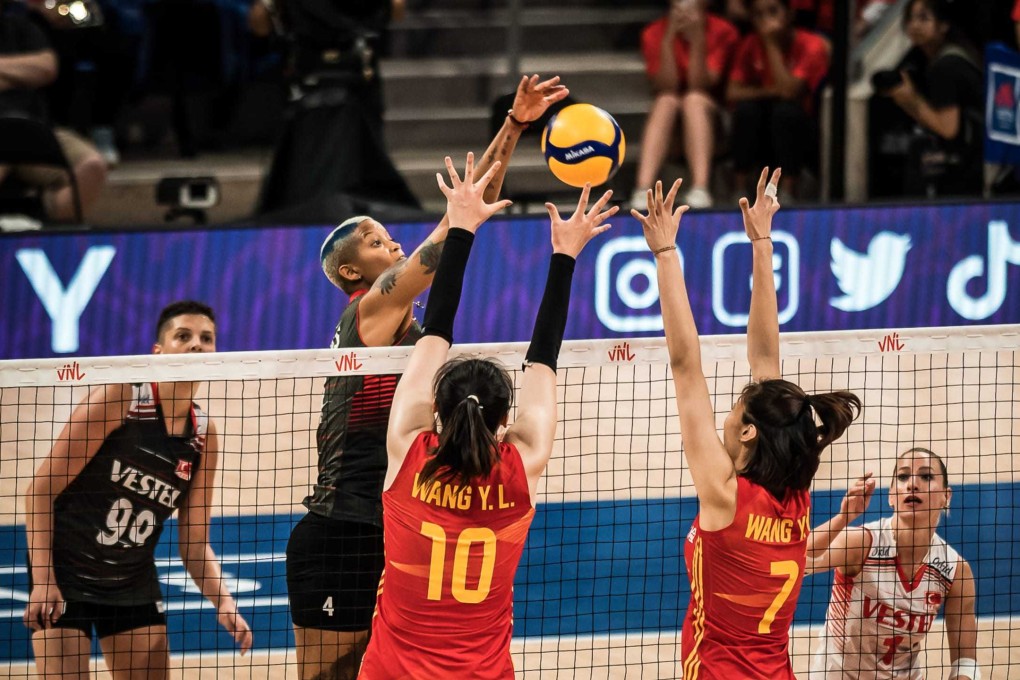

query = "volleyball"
[{"left": 541, "top": 103, "right": 626, "bottom": 187}]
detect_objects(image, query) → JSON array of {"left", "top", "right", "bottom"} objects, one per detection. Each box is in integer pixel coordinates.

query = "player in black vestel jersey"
[
  {"left": 23, "top": 301, "right": 252, "bottom": 678},
  {"left": 285, "top": 75, "right": 570, "bottom": 680}
]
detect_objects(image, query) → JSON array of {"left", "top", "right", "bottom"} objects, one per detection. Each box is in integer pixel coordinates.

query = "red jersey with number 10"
[
  {"left": 681, "top": 476, "right": 811, "bottom": 679},
  {"left": 359, "top": 431, "right": 535, "bottom": 680}
]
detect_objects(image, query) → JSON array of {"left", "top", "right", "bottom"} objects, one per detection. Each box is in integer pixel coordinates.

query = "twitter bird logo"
[{"left": 830, "top": 232, "right": 912, "bottom": 312}]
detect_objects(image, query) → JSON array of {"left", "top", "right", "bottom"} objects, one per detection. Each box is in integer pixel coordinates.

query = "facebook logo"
[{"left": 711, "top": 231, "right": 799, "bottom": 327}]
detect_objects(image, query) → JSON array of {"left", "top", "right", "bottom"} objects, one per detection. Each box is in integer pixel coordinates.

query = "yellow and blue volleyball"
[{"left": 541, "top": 103, "right": 625, "bottom": 188}]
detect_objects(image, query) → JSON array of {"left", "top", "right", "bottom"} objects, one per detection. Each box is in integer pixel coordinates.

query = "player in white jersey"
[{"left": 805, "top": 447, "right": 979, "bottom": 680}]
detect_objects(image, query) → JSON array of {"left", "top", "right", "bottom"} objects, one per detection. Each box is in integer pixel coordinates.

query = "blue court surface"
[{"left": 1, "top": 485, "right": 1017, "bottom": 662}]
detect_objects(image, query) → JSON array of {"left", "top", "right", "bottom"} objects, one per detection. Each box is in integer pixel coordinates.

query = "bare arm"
[
  {"left": 805, "top": 473, "right": 875, "bottom": 574},
  {"left": 726, "top": 79, "right": 779, "bottom": 103},
  {"left": 0, "top": 50, "right": 58, "bottom": 91},
  {"left": 385, "top": 154, "right": 512, "bottom": 488},
  {"left": 177, "top": 421, "right": 252, "bottom": 655},
  {"left": 945, "top": 558, "right": 979, "bottom": 679},
  {"left": 358, "top": 75, "right": 567, "bottom": 344},
  {"left": 651, "top": 13, "right": 681, "bottom": 93},
  {"left": 506, "top": 185, "right": 615, "bottom": 501},
  {"left": 480, "top": 74, "right": 569, "bottom": 202},
  {"left": 683, "top": 11, "right": 714, "bottom": 93},
  {"left": 23, "top": 383, "right": 131, "bottom": 631},
  {"left": 761, "top": 37, "right": 807, "bottom": 101},
  {"left": 633, "top": 181, "right": 737, "bottom": 526},
  {"left": 888, "top": 72, "right": 961, "bottom": 140},
  {"left": 805, "top": 526, "right": 871, "bottom": 576},
  {"left": 741, "top": 168, "right": 782, "bottom": 381},
  {"left": 358, "top": 221, "right": 450, "bottom": 346}
]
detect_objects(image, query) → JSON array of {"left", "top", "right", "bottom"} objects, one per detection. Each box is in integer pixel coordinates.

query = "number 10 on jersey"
[{"left": 420, "top": 522, "right": 497, "bottom": 604}]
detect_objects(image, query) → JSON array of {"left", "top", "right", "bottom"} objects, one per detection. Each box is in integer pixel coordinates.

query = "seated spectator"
[
  {"left": 872, "top": 0, "right": 982, "bottom": 197},
  {"left": 631, "top": 0, "right": 739, "bottom": 209},
  {"left": 0, "top": 2, "right": 106, "bottom": 222},
  {"left": 723, "top": 0, "right": 751, "bottom": 32},
  {"left": 28, "top": 0, "right": 137, "bottom": 166},
  {"left": 726, "top": 0, "right": 830, "bottom": 200}
]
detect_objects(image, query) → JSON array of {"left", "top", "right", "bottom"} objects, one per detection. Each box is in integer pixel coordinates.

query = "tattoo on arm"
[
  {"left": 376, "top": 260, "right": 407, "bottom": 295},
  {"left": 418, "top": 240, "right": 444, "bottom": 274}
]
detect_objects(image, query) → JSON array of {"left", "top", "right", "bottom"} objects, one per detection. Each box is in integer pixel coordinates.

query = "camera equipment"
[
  {"left": 156, "top": 176, "right": 220, "bottom": 224},
  {"left": 871, "top": 69, "right": 904, "bottom": 93}
]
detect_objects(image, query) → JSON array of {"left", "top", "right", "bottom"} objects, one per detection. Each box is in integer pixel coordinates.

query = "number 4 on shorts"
[{"left": 322, "top": 596, "right": 334, "bottom": 616}]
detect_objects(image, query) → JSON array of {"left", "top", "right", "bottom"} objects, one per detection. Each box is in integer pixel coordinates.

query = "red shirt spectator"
[
  {"left": 730, "top": 28, "right": 830, "bottom": 113},
  {"left": 1013, "top": 0, "right": 1020, "bottom": 21},
  {"left": 641, "top": 12, "right": 740, "bottom": 97}
]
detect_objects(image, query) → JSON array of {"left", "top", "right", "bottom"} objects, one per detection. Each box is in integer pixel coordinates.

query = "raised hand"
[
  {"left": 217, "top": 604, "right": 253, "bottom": 656},
  {"left": 23, "top": 582, "right": 64, "bottom": 631},
  {"left": 437, "top": 152, "right": 513, "bottom": 231},
  {"left": 740, "top": 167, "right": 782, "bottom": 242},
  {"left": 545, "top": 183, "right": 617, "bottom": 258},
  {"left": 840, "top": 472, "right": 876, "bottom": 520},
  {"left": 631, "top": 179, "right": 689, "bottom": 253},
  {"left": 510, "top": 74, "right": 570, "bottom": 124}
]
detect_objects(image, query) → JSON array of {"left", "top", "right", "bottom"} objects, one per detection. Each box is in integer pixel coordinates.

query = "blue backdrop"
[
  {"left": 1, "top": 485, "right": 1016, "bottom": 660},
  {"left": 2, "top": 201, "right": 1020, "bottom": 359}
]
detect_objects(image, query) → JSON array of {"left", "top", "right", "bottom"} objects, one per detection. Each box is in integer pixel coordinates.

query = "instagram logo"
[
  {"left": 711, "top": 231, "right": 800, "bottom": 327},
  {"left": 595, "top": 236, "right": 684, "bottom": 332}
]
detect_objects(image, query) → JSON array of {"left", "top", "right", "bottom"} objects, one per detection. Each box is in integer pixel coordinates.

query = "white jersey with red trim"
[{"left": 810, "top": 517, "right": 959, "bottom": 679}]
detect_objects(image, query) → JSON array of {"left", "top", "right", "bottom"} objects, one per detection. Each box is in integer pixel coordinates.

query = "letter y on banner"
[{"left": 16, "top": 246, "right": 116, "bottom": 353}]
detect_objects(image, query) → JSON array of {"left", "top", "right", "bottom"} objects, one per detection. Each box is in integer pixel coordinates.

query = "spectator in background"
[
  {"left": 1014, "top": 0, "right": 1020, "bottom": 49},
  {"left": 726, "top": 0, "right": 830, "bottom": 200},
  {"left": 252, "top": 0, "right": 420, "bottom": 217},
  {"left": 0, "top": 0, "right": 107, "bottom": 221},
  {"left": 632, "top": 0, "right": 739, "bottom": 210},
  {"left": 27, "top": 0, "right": 136, "bottom": 166},
  {"left": 873, "top": 0, "right": 982, "bottom": 197},
  {"left": 723, "top": 0, "right": 751, "bottom": 32}
]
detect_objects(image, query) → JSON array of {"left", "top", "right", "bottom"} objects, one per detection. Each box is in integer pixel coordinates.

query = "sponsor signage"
[{"left": 2, "top": 202, "right": 1020, "bottom": 359}]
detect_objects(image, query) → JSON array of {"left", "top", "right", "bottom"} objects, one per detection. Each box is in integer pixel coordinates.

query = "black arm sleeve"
[
  {"left": 525, "top": 253, "right": 576, "bottom": 372},
  {"left": 421, "top": 228, "right": 475, "bottom": 344}
]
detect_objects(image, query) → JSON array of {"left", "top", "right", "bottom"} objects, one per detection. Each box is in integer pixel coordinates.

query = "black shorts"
[
  {"left": 285, "top": 513, "right": 384, "bottom": 631},
  {"left": 26, "top": 555, "right": 166, "bottom": 639},
  {"left": 44, "top": 600, "right": 166, "bottom": 641}
]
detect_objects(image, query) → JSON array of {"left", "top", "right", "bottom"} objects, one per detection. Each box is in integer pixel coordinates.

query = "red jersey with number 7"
[
  {"left": 681, "top": 476, "right": 811, "bottom": 679},
  {"left": 359, "top": 431, "right": 535, "bottom": 680}
]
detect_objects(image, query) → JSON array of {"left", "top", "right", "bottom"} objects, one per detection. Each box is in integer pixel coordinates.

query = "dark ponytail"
[
  {"left": 420, "top": 358, "right": 514, "bottom": 487},
  {"left": 740, "top": 380, "right": 861, "bottom": 499}
]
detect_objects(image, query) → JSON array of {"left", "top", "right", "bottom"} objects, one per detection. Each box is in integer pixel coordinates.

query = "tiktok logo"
[{"left": 946, "top": 221, "right": 1020, "bottom": 320}]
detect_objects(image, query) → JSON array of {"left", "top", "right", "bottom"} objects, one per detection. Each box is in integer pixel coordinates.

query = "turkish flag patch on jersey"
[
  {"left": 925, "top": 591, "right": 943, "bottom": 608},
  {"left": 175, "top": 460, "right": 192, "bottom": 481}
]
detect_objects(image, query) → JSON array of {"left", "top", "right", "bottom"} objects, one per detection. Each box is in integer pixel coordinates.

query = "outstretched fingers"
[
  {"left": 474, "top": 159, "right": 503, "bottom": 191},
  {"left": 663, "top": 178, "right": 683, "bottom": 212},
  {"left": 755, "top": 166, "right": 769, "bottom": 202},
  {"left": 586, "top": 188, "right": 614, "bottom": 218},
  {"left": 545, "top": 202, "right": 562, "bottom": 224},
  {"left": 573, "top": 182, "right": 593, "bottom": 217}
]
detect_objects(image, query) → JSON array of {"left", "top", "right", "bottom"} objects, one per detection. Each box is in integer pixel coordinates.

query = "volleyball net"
[{"left": 0, "top": 325, "right": 1017, "bottom": 678}]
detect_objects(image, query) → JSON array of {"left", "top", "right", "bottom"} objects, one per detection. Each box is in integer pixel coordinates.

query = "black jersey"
[
  {"left": 52, "top": 383, "right": 207, "bottom": 605},
  {"left": 304, "top": 290, "right": 422, "bottom": 526}
]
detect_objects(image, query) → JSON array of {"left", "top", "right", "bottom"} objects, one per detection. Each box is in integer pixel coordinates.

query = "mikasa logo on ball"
[{"left": 564, "top": 145, "right": 595, "bottom": 161}]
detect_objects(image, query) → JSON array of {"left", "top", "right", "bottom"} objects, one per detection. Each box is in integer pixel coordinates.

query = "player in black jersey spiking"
[
  {"left": 287, "top": 75, "right": 570, "bottom": 680},
  {"left": 23, "top": 301, "right": 252, "bottom": 678}
]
